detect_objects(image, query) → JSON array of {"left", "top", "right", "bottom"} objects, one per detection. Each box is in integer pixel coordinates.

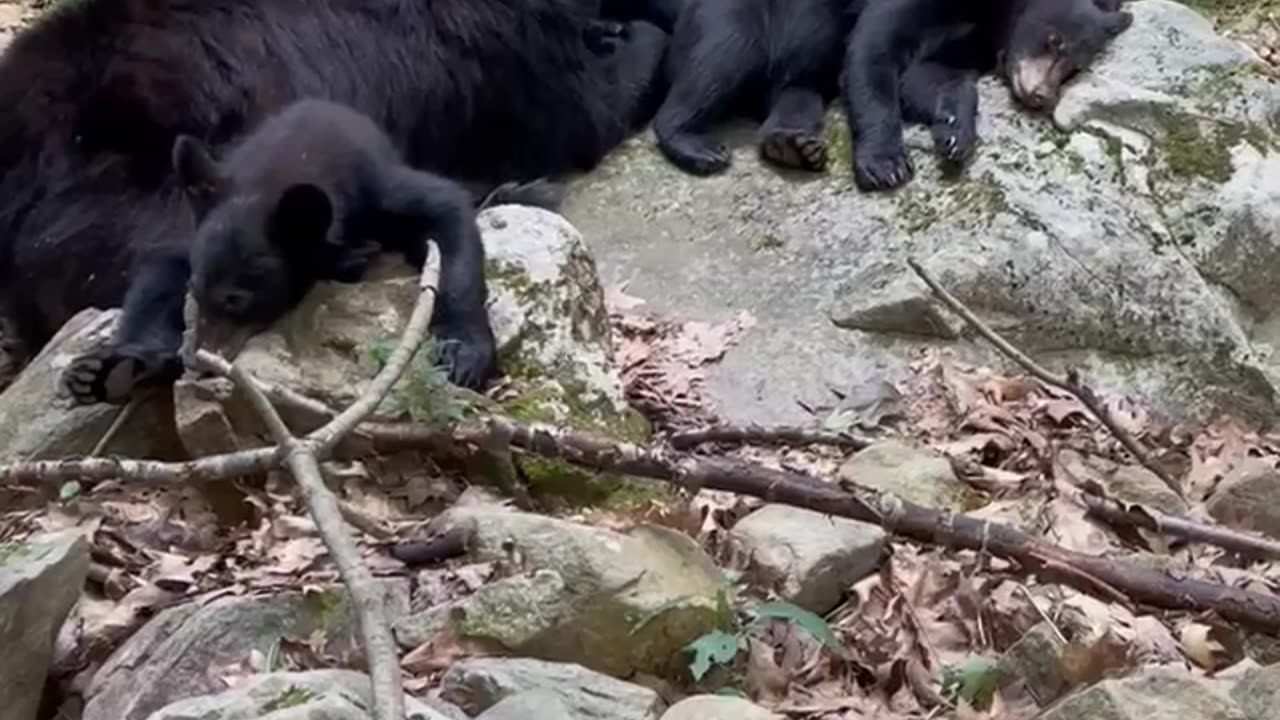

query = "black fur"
[
  {"left": 0, "top": 0, "right": 670, "bottom": 402},
  {"left": 845, "top": 0, "right": 1133, "bottom": 191},
  {"left": 653, "top": 0, "right": 851, "bottom": 176},
  {"left": 64, "top": 100, "right": 498, "bottom": 402}
]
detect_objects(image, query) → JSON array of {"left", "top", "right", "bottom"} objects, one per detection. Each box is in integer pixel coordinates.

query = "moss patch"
[
  {"left": 258, "top": 686, "right": 317, "bottom": 714},
  {"left": 0, "top": 541, "right": 32, "bottom": 566}
]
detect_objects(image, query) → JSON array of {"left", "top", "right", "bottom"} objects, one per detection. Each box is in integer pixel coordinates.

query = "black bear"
[
  {"left": 62, "top": 99, "right": 497, "bottom": 402},
  {"left": 651, "top": 0, "right": 1131, "bottom": 185},
  {"left": 846, "top": 0, "right": 1134, "bottom": 190},
  {"left": 0, "top": 0, "right": 670, "bottom": 402}
]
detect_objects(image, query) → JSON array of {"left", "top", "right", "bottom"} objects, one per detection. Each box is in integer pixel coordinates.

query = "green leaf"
[
  {"left": 684, "top": 630, "right": 741, "bottom": 681},
  {"left": 58, "top": 481, "right": 82, "bottom": 502},
  {"left": 262, "top": 637, "right": 282, "bottom": 673},
  {"left": 713, "top": 588, "right": 738, "bottom": 632},
  {"left": 940, "top": 654, "right": 1002, "bottom": 709},
  {"left": 752, "top": 600, "right": 841, "bottom": 650}
]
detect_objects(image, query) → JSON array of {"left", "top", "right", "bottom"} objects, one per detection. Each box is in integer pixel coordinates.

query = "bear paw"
[
  {"left": 61, "top": 347, "right": 166, "bottom": 405},
  {"left": 931, "top": 112, "right": 977, "bottom": 166},
  {"left": 760, "top": 129, "right": 828, "bottom": 172},
  {"left": 853, "top": 142, "right": 914, "bottom": 192},
  {"left": 658, "top": 132, "right": 731, "bottom": 176}
]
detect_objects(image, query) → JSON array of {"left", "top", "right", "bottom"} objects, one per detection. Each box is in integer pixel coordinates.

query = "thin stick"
[
  {"left": 1081, "top": 492, "right": 1280, "bottom": 558},
  {"left": 906, "top": 258, "right": 1183, "bottom": 499},
  {"left": 89, "top": 396, "right": 141, "bottom": 456},
  {"left": 669, "top": 423, "right": 873, "bottom": 452}
]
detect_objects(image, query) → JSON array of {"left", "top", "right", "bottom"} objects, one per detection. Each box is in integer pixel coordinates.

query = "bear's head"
[
  {"left": 173, "top": 135, "right": 335, "bottom": 330},
  {"left": 1002, "top": 0, "right": 1132, "bottom": 110}
]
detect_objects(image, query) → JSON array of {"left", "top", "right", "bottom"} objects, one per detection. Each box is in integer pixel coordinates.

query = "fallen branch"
[
  {"left": 1081, "top": 491, "right": 1280, "bottom": 559},
  {"left": 669, "top": 423, "right": 873, "bottom": 452},
  {"left": 906, "top": 258, "right": 1183, "bottom": 499},
  {"left": 183, "top": 269, "right": 438, "bottom": 720}
]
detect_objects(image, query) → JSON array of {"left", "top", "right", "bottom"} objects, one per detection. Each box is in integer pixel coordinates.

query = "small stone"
[
  {"left": 476, "top": 689, "right": 573, "bottom": 720},
  {"left": 1040, "top": 667, "right": 1245, "bottom": 720},
  {"left": 998, "top": 622, "right": 1069, "bottom": 706},
  {"left": 1206, "top": 458, "right": 1280, "bottom": 539},
  {"left": 1057, "top": 450, "right": 1186, "bottom": 515},
  {"left": 440, "top": 657, "right": 663, "bottom": 720},
  {"left": 659, "top": 695, "right": 782, "bottom": 720},
  {"left": 839, "top": 438, "right": 974, "bottom": 511},
  {"left": 729, "top": 504, "right": 884, "bottom": 614},
  {"left": 409, "top": 504, "right": 724, "bottom": 677}
]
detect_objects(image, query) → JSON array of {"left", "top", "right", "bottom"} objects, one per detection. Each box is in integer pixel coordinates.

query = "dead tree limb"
[
  {"left": 450, "top": 417, "right": 1280, "bottom": 633},
  {"left": 906, "top": 258, "right": 1183, "bottom": 499},
  {"left": 1081, "top": 492, "right": 1280, "bottom": 559},
  {"left": 669, "top": 423, "right": 873, "bottom": 452}
]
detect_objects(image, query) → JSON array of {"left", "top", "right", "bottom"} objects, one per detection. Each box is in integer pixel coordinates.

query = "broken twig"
[
  {"left": 906, "top": 258, "right": 1183, "bottom": 499},
  {"left": 669, "top": 423, "right": 873, "bottom": 452}
]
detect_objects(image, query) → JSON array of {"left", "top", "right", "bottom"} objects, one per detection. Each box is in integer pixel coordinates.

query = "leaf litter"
[{"left": 5, "top": 294, "right": 1280, "bottom": 719}]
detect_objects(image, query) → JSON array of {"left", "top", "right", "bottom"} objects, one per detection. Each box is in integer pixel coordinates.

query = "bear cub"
[{"left": 63, "top": 99, "right": 496, "bottom": 403}]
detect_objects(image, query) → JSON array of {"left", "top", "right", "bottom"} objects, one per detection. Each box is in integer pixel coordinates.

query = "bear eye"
[
  {"left": 1047, "top": 32, "right": 1066, "bottom": 53},
  {"left": 217, "top": 288, "right": 253, "bottom": 316}
]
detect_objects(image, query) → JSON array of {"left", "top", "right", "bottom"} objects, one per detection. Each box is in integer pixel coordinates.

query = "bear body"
[
  {"left": 63, "top": 99, "right": 499, "bottom": 402},
  {"left": 0, "top": 0, "right": 669, "bottom": 396},
  {"left": 845, "top": 0, "right": 1134, "bottom": 190}
]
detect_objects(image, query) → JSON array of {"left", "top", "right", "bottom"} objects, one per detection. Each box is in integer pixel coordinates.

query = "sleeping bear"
[
  {"left": 0, "top": 0, "right": 670, "bottom": 403},
  {"left": 650, "top": 0, "right": 1131, "bottom": 187}
]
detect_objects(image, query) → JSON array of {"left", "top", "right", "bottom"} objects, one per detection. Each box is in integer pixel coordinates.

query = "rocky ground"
[{"left": 3, "top": 2, "right": 1280, "bottom": 720}]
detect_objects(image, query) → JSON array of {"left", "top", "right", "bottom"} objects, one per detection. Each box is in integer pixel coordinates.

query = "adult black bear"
[
  {"left": 0, "top": 0, "right": 669, "bottom": 403},
  {"left": 63, "top": 99, "right": 497, "bottom": 402},
  {"left": 651, "top": 0, "right": 1130, "bottom": 185},
  {"left": 846, "top": 0, "right": 1134, "bottom": 190}
]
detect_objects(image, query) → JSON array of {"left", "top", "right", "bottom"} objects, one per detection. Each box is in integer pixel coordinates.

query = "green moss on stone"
[
  {"left": 302, "top": 589, "right": 349, "bottom": 632},
  {"left": 0, "top": 541, "right": 31, "bottom": 566},
  {"left": 258, "top": 686, "right": 317, "bottom": 714}
]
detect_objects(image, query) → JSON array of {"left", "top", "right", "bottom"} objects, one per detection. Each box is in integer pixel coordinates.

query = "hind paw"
[
  {"left": 760, "top": 129, "right": 828, "bottom": 172},
  {"left": 61, "top": 347, "right": 168, "bottom": 405},
  {"left": 657, "top": 132, "right": 730, "bottom": 175}
]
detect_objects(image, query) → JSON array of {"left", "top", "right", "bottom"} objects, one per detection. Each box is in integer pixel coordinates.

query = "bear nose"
[{"left": 1026, "top": 87, "right": 1052, "bottom": 109}]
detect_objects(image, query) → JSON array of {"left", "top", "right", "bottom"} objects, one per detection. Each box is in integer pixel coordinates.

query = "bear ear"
[
  {"left": 1092, "top": 0, "right": 1124, "bottom": 12},
  {"left": 172, "top": 135, "right": 223, "bottom": 200},
  {"left": 268, "top": 184, "right": 334, "bottom": 252},
  {"left": 1106, "top": 10, "right": 1134, "bottom": 35}
]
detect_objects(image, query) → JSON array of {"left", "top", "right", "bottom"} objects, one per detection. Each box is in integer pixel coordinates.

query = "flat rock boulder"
[
  {"left": 396, "top": 500, "right": 724, "bottom": 677},
  {"left": 562, "top": 0, "right": 1280, "bottom": 426},
  {"left": 0, "top": 529, "right": 90, "bottom": 720},
  {"left": 728, "top": 504, "right": 884, "bottom": 614},
  {"left": 0, "top": 309, "right": 183, "bottom": 462},
  {"left": 474, "top": 689, "right": 574, "bottom": 720},
  {"left": 143, "top": 669, "right": 452, "bottom": 720},
  {"left": 176, "top": 204, "right": 649, "bottom": 504},
  {"left": 84, "top": 582, "right": 409, "bottom": 720},
  {"left": 439, "top": 657, "right": 664, "bottom": 720}
]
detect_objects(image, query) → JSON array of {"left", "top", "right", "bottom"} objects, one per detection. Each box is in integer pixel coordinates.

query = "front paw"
[
  {"left": 657, "top": 132, "right": 731, "bottom": 176},
  {"left": 61, "top": 346, "right": 176, "bottom": 405},
  {"left": 432, "top": 322, "right": 497, "bottom": 391},
  {"left": 930, "top": 112, "right": 977, "bottom": 166},
  {"left": 853, "top": 141, "right": 914, "bottom": 191}
]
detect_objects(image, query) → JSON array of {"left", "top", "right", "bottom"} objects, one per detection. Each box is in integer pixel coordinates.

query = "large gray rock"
[
  {"left": 0, "top": 309, "right": 184, "bottom": 462},
  {"left": 475, "top": 690, "right": 574, "bottom": 720},
  {"left": 176, "top": 205, "right": 649, "bottom": 503},
  {"left": 1205, "top": 458, "right": 1280, "bottom": 538},
  {"left": 728, "top": 504, "right": 884, "bottom": 614},
  {"left": 143, "top": 670, "right": 451, "bottom": 720},
  {"left": 1230, "top": 662, "right": 1280, "bottom": 720},
  {"left": 0, "top": 529, "right": 90, "bottom": 720},
  {"left": 838, "top": 438, "right": 976, "bottom": 511},
  {"left": 561, "top": 0, "right": 1280, "bottom": 425},
  {"left": 84, "top": 582, "right": 409, "bottom": 720},
  {"left": 395, "top": 501, "right": 724, "bottom": 677},
  {"left": 439, "top": 658, "right": 664, "bottom": 720}
]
